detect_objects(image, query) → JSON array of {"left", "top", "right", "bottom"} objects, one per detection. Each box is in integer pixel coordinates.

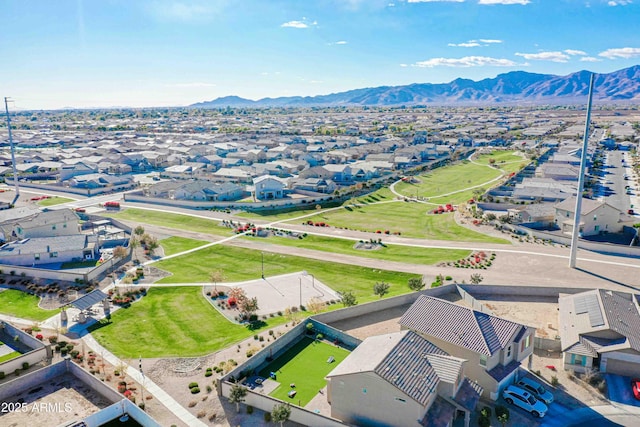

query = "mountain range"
[{"left": 191, "top": 65, "right": 640, "bottom": 108}]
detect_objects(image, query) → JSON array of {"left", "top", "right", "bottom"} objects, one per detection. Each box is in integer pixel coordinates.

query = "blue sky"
[{"left": 2, "top": 0, "right": 639, "bottom": 109}]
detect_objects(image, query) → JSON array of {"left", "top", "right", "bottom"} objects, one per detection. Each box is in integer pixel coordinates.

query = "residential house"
[
  {"left": 173, "top": 181, "right": 244, "bottom": 202},
  {"left": 161, "top": 163, "right": 206, "bottom": 180},
  {"left": 0, "top": 234, "right": 98, "bottom": 266},
  {"left": 400, "top": 295, "right": 535, "bottom": 400},
  {"left": 507, "top": 204, "right": 556, "bottom": 227},
  {"left": 559, "top": 289, "right": 640, "bottom": 376},
  {"left": 291, "top": 178, "right": 337, "bottom": 194},
  {"left": 68, "top": 173, "right": 135, "bottom": 192},
  {"left": 11, "top": 209, "right": 80, "bottom": 240},
  {"left": 554, "top": 197, "right": 635, "bottom": 236},
  {"left": 253, "top": 175, "right": 287, "bottom": 200},
  {"left": 326, "top": 330, "right": 482, "bottom": 427}
]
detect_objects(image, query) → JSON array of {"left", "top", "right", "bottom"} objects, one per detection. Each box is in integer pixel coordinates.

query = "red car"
[{"left": 632, "top": 379, "right": 640, "bottom": 400}]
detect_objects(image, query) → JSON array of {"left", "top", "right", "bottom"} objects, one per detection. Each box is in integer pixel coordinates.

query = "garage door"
[{"left": 605, "top": 359, "right": 640, "bottom": 377}]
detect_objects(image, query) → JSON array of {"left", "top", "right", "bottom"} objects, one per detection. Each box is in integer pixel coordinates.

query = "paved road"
[{"left": 601, "top": 150, "right": 631, "bottom": 212}]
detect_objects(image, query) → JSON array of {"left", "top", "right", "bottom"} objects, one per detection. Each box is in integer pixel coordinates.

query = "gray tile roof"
[
  {"left": 486, "top": 359, "right": 520, "bottom": 383},
  {"left": 452, "top": 378, "right": 483, "bottom": 412},
  {"left": 400, "top": 296, "right": 526, "bottom": 356},
  {"left": 599, "top": 289, "right": 640, "bottom": 352},
  {"left": 0, "top": 234, "right": 93, "bottom": 256},
  {"left": 421, "top": 397, "right": 456, "bottom": 427}
]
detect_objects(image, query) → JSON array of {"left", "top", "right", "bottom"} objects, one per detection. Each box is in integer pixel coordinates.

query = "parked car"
[
  {"left": 629, "top": 209, "right": 635, "bottom": 215},
  {"left": 503, "top": 385, "right": 548, "bottom": 418},
  {"left": 632, "top": 378, "right": 640, "bottom": 400},
  {"left": 517, "top": 377, "right": 554, "bottom": 404}
]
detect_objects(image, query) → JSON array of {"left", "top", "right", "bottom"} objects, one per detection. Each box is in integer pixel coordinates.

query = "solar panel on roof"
[{"left": 574, "top": 294, "right": 604, "bottom": 327}]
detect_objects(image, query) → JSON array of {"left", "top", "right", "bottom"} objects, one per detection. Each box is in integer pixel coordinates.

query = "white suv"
[{"left": 503, "top": 385, "right": 548, "bottom": 418}]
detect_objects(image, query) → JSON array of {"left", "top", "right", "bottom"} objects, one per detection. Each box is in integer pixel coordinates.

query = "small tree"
[
  {"left": 134, "top": 225, "right": 145, "bottom": 236},
  {"left": 112, "top": 246, "right": 128, "bottom": 259},
  {"left": 373, "top": 281, "right": 390, "bottom": 298},
  {"left": 408, "top": 277, "right": 424, "bottom": 291},
  {"left": 145, "top": 236, "right": 159, "bottom": 256},
  {"left": 470, "top": 273, "right": 484, "bottom": 285},
  {"left": 239, "top": 296, "right": 259, "bottom": 318},
  {"left": 339, "top": 290, "right": 358, "bottom": 307},
  {"left": 228, "top": 384, "right": 247, "bottom": 413},
  {"left": 209, "top": 269, "right": 226, "bottom": 293},
  {"left": 497, "top": 413, "right": 509, "bottom": 427},
  {"left": 271, "top": 402, "right": 291, "bottom": 427},
  {"left": 129, "top": 237, "right": 140, "bottom": 262}
]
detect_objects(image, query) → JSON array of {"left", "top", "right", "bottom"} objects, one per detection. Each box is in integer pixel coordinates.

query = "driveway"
[{"left": 606, "top": 374, "right": 640, "bottom": 407}]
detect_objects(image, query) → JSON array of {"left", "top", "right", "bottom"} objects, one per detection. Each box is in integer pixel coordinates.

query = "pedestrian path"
[{"left": 82, "top": 334, "right": 208, "bottom": 427}]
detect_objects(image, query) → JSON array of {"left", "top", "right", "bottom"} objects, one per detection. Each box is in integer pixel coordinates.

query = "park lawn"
[
  {"left": 473, "top": 150, "right": 522, "bottom": 166},
  {"left": 160, "top": 236, "right": 210, "bottom": 256},
  {"left": 90, "top": 287, "right": 286, "bottom": 358},
  {"left": 106, "top": 208, "right": 233, "bottom": 236},
  {"left": 38, "top": 196, "right": 75, "bottom": 207},
  {"left": 153, "top": 244, "right": 419, "bottom": 303},
  {"left": 259, "top": 337, "right": 350, "bottom": 406},
  {"left": 0, "top": 289, "right": 57, "bottom": 321},
  {"left": 394, "top": 160, "right": 501, "bottom": 203},
  {"left": 241, "top": 234, "right": 470, "bottom": 265},
  {"left": 281, "top": 201, "right": 508, "bottom": 243}
]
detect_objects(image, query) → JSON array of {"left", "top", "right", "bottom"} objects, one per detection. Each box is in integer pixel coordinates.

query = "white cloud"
[
  {"left": 608, "top": 1, "right": 632, "bottom": 6},
  {"left": 479, "top": 39, "right": 503, "bottom": 44},
  {"left": 281, "top": 20, "right": 308, "bottom": 28},
  {"left": 515, "top": 51, "right": 570, "bottom": 62},
  {"left": 448, "top": 42, "right": 482, "bottom": 47},
  {"left": 564, "top": 49, "right": 587, "bottom": 56},
  {"left": 479, "top": 0, "right": 530, "bottom": 4},
  {"left": 399, "top": 63, "right": 409, "bottom": 67},
  {"left": 165, "top": 82, "right": 216, "bottom": 88},
  {"left": 412, "top": 56, "right": 517, "bottom": 67},
  {"left": 335, "top": 40, "right": 348, "bottom": 45},
  {"left": 580, "top": 57, "right": 602, "bottom": 62},
  {"left": 598, "top": 47, "right": 640, "bottom": 59},
  {"left": 407, "top": 0, "right": 464, "bottom": 3}
]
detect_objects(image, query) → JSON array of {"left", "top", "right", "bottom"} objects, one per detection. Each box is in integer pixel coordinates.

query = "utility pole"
[
  {"left": 4, "top": 97, "right": 20, "bottom": 201},
  {"left": 569, "top": 73, "right": 595, "bottom": 268}
]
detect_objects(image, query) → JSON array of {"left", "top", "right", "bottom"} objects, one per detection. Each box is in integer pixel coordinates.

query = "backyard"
[
  {"left": 89, "top": 286, "right": 286, "bottom": 358},
  {"left": 259, "top": 336, "right": 350, "bottom": 406},
  {"left": 0, "top": 288, "right": 58, "bottom": 321},
  {"left": 37, "top": 196, "right": 75, "bottom": 207},
  {"left": 0, "top": 340, "right": 21, "bottom": 364},
  {"left": 152, "top": 244, "right": 419, "bottom": 303}
]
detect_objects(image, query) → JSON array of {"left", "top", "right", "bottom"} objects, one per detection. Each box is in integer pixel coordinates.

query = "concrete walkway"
[{"left": 82, "top": 333, "right": 207, "bottom": 427}]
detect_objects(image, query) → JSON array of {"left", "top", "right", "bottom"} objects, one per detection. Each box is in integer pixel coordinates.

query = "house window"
[
  {"left": 525, "top": 335, "right": 530, "bottom": 348},
  {"left": 34, "top": 254, "right": 40, "bottom": 260},
  {"left": 480, "top": 355, "right": 487, "bottom": 367},
  {"left": 566, "top": 211, "right": 570, "bottom": 217},
  {"left": 49, "top": 252, "right": 58, "bottom": 258},
  {"left": 63, "top": 223, "right": 67, "bottom": 228},
  {"left": 52, "top": 225, "right": 56, "bottom": 230},
  {"left": 362, "top": 388, "right": 367, "bottom": 394},
  {"left": 507, "top": 345, "right": 512, "bottom": 358}
]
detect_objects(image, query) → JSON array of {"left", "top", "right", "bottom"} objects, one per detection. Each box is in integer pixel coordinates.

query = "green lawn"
[
  {"left": 61, "top": 260, "right": 99, "bottom": 269},
  {"left": 160, "top": 236, "right": 210, "bottom": 256},
  {"left": 38, "top": 196, "right": 75, "bottom": 207},
  {"left": 242, "top": 234, "right": 470, "bottom": 264},
  {"left": 0, "top": 349, "right": 21, "bottom": 363},
  {"left": 153, "top": 245, "right": 419, "bottom": 303},
  {"left": 0, "top": 289, "right": 57, "bottom": 321},
  {"left": 278, "top": 201, "right": 508, "bottom": 243},
  {"left": 106, "top": 208, "right": 233, "bottom": 236},
  {"left": 259, "top": 337, "right": 350, "bottom": 406},
  {"left": 90, "top": 287, "right": 286, "bottom": 358}
]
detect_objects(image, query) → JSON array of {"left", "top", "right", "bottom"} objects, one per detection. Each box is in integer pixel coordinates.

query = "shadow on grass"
[
  {"left": 246, "top": 320, "right": 267, "bottom": 331},
  {"left": 258, "top": 337, "right": 314, "bottom": 377},
  {"left": 87, "top": 318, "right": 112, "bottom": 333}
]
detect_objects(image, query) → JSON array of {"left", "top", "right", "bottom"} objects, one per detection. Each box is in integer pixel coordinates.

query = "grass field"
[
  {"left": 160, "top": 236, "right": 210, "bottom": 256},
  {"left": 0, "top": 289, "right": 57, "bottom": 321},
  {"left": 259, "top": 337, "right": 350, "bottom": 406},
  {"left": 242, "top": 234, "right": 471, "bottom": 264},
  {"left": 90, "top": 287, "right": 286, "bottom": 358},
  {"left": 0, "top": 348, "right": 21, "bottom": 363},
  {"left": 106, "top": 209, "right": 233, "bottom": 236},
  {"left": 281, "top": 202, "right": 507, "bottom": 243},
  {"left": 153, "top": 244, "right": 419, "bottom": 303},
  {"left": 61, "top": 260, "right": 99, "bottom": 269},
  {"left": 38, "top": 196, "right": 75, "bottom": 207}
]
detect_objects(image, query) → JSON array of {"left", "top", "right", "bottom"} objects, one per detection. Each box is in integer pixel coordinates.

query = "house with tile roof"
[
  {"left": 326, "top": 330, "right": 482, "bottom": 427},
  {"left": 559, "top": 289, "right": 640, "bottom": 376},
  {"left": 554, "top": 197, "right": 635, "bottom": 236},
  {"left": 400, "top": 295, "right": 535, "bottom": 400}
]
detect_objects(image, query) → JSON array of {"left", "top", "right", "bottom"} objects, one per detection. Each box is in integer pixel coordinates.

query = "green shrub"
[
  {"left": 188, "top": 382, "right": 199, "bottom": 389},
  {"left": 495, "top": 405, "right": 509, "bottom": 418},
  {"left": 480, "top": 406, "right": 492, "bottom": 418},
  {"left": 0, "top": 371, "right": 4, "bottom": 379},
  {"left": 14, "top": 368, "right": 20, "bottom": 377},
  {"left": 190, "top": 387, "right": 200, "bottom": 394},
  {"left": 22, "top": 362, "right": 29, "bottom": 370},
  {"left": 264, "top": 412, "right": 272, "bottom": 422},
  {"left": 551, "top": 376, "right": 559, "bottom": 386},
  {"left": 205, "top": 371, "right": 213, "bottom": 377},
  {"left": 247, "top": 405, "right": 254, "bottom": 414},
  {"left": 478, "top": 415, "right": 490, "bottom": 427}
]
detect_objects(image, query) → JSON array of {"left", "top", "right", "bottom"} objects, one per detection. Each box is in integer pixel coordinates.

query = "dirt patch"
[{"left": 479, "top": 300, "right": 559, "bottom": 339}]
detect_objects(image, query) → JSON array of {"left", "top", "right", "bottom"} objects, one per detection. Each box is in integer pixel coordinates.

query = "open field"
[
  {"left": 282, "top": 202, "right": 508, "bottom": 243},
  {"left": 259, "top": 337, "right": 350, "bottom": 406},
  {"left": 160, "top": 236, "right": 209, "bottom": 256},
  {"left": 107, "top": 208, "right": 233, "bottom": 236},
  {"left": 0, "top": 289, "right": 57, "bottom": 321},
  {"left": 38, "top": 196, "right": 75, "bottom": 206},
  {"left": 153, "top": 245, "right": 419, "bottom": 302},
  {"left": 90, "top": 287, "right": 286, "bottom": 358},
  {"left": 242, "top": 234, "right": 471, "bottom": 264}
]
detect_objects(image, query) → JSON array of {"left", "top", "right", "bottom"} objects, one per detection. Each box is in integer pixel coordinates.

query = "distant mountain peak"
[{"left": 190, "top": 65, "right": 640, "bottom": 108}]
